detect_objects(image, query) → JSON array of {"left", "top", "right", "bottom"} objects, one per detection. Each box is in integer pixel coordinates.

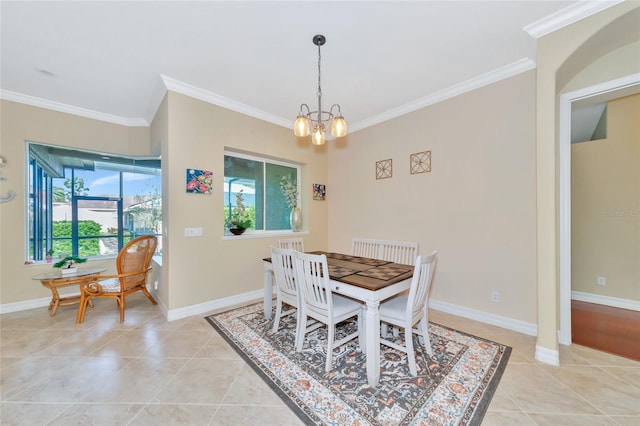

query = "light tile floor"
[{"left": 1, "top": 294, "right": 638, "bottom": 425}]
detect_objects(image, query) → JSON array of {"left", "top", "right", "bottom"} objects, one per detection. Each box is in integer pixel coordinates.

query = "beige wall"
[
  {"left": 159, "top": 91, "right": 328, "bottom": 311},
  {"left": 0, "top": 100, "right": 151, "bottom": 304},
  {"left": 0, "top": 93, "right": 329, "bottom": 312},
  {"left": 328, "top": 71, "right": 538, "bottom": 323},
  {"left": 535, "top": 1, "right": 640, "bottom": 354},
  {"left": 571, "top": 94, "right": 640, "bottom": 301},
  {"left": 150, "top": 94, "right": 169, "bottom": 307}
]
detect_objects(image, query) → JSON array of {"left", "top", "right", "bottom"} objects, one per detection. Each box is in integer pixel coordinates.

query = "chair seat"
[
  {"left": 99, "top": 278, "right": 119, "bottom": 293},
  {"left": 379, "top": 295, "right": 409, "bottom": 323},
  {"left": 332, "top": 294, "right": 362, "bottom": 317}
]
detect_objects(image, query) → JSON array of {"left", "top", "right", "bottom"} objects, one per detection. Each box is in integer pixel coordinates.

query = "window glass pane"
[
  {"left": 265, "top": 163, "right": 297, "bottom": 230},
  {"left": 51, "top": 170, "right": 72, "bottom": 257},
  {"left": 75, "top": 198, "right": 115, "bottom": 257},
  {"left": 123, "top": 167, "right": 162, "bottom": 242},
  {"left": 224, "top": 155, "right": 262, "bottom": 231}
]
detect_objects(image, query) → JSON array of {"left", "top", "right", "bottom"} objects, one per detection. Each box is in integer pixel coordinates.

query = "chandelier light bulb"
[
  {"left": 312, "top": 126, "right": 326, "bottom": 145},
  {"left": 294, "top": 114, "right": 310, "bottom": 137},
  {"left": 331, "top": 115, "right": 347, "bottom": 138}
]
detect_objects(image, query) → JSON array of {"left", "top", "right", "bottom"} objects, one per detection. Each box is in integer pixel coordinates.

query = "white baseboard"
[
  {"left": 572, "top": 291, "right": 640, "bottom": 311},
  {"left": 0, "top": 296, "right": 52, "bottom": 314},
  {"left": 428, "top": 298, "right": 538, "bottom": 337},
  {"left": 535, "top": 344, "right": 560, "bottom": 366},
  {"left": 166, "top": 289, "right": 264, "bottom": 321}
]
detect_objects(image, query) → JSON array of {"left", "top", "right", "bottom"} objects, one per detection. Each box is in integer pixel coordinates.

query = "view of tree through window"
[
  {"left": 27, "top": 142, "right": 162, "bottom": 261},
  {"left": 224, "top": 152, "right": 299, "bottom": 234}
]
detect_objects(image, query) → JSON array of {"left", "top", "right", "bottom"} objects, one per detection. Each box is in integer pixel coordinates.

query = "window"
[
  {"left": 224, "top": 151, "right": 300, "bottom": 234},
  {"left": 27, "top": 142, "right": 161, "bottom": 261}
]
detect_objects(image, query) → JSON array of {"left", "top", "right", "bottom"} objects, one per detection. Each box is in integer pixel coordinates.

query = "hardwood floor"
[{"left": 572, "top": 300, "right": 640, "bottom": 362}]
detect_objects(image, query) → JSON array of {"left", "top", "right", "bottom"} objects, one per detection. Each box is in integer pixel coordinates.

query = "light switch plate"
[{"left": 184, "top": 227, "right": 203, "bottom": 237}]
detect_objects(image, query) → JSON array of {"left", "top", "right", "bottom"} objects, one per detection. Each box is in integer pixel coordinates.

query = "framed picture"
[
  {"left": 410, "top": 151, "right": 431, "bottom": 174},
  {"left": 376, "top": 159, "right": 392, "bottom": 179},
  {"left": 186, "top": 169, "right": 213, "bottom": 194},
  {"left": 313, "top": 184, "right": 326, "bottom": 200}
]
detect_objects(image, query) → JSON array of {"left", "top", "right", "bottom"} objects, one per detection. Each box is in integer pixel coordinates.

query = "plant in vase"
[
  {"left": 45, "top": 249, "right": 54, "bottom": 263},
  {"left": 280, "top": 175, "right": 301, "bottom": 231},
  {"left": 53, "top": 255, "right": 87, "bottom": 273},
  {"left": 226, "top": 190, "right": 252, "bottom": 235}
]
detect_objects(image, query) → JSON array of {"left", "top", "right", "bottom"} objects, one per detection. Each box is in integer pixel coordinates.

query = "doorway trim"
[{"left": 558, "top": 72, "right": 640, "bottom": 345}]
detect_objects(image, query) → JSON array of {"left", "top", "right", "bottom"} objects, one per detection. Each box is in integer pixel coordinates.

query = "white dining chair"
[
  {"left": 379, "top": 251, "right": 437, "bottom": 376},
  {"left": 351, "top": 238, "right": 383, "bottom": 259},
  {"left": 293, "top": 251, "right": 364, "bottom": 372},
  {"left": 270, "top": 246, "right": 305, "bottom": 349},
  {"left": 278, "top": 238, "right": 305, "bottom": 252}
]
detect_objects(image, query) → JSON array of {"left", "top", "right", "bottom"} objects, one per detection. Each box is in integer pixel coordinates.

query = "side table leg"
[
  {"left": 50, "top": 294, "right": 61, "bottom": 316},
  {"left": 42, "top": 279, "right": 61, "bottom": 317}
]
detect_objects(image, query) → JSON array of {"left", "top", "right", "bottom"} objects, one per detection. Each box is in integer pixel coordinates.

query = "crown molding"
[
  {"left": 160, "top": 75, "right": 292, "bottom": 129},
  {"left": 523, "top": 0, "right": 624, "bottom": 39},
  {"left": 0, "top": 89, "right": 148, "bottom": 127},
  {"left": 145, "top": 76, "right": 170, "bottom": 124},
  {"left": 349, "top": 58, "right": 536, "bottom": 133}
]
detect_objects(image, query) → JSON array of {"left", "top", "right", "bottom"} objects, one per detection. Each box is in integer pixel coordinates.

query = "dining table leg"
[
  {"left": 263, "top": 263, "right": 273, "bottom": 319},
  {"left": 365, "top": 299, "right": 381, "bottom": 387}
]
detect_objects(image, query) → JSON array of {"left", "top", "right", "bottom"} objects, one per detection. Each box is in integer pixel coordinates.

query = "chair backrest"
[
  {"left": 117, "top": 235, "right": 158, "bottom": 289},
  {"left": 294, "top": 251, "right": 332, "bottom": 318},
  {"left": 380, "top": 240, "right": 419, "bottom": 265},
  {"left": 406, "top": 251, "right": 438, "bottom": 320},
  {"left": 270, "top": 246, "right": 298, "bottom": 299},
  {"left": 278, "top": 238, "right": 304, "bottom": 252},
  {"left": 352, "top": 238, "right": 419, "bottom": 265},
  {"left": 352, "top": 238, "right": 384, "bottom": 259}
]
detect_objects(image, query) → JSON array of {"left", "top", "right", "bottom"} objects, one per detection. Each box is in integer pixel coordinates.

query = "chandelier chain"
[{"left": 317, "top": 43, "right": 322, "bottom": 105}]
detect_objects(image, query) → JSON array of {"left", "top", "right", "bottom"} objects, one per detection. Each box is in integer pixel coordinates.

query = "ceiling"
[{"left": 0, "top": 1, "right": 622, "bottom": 132}]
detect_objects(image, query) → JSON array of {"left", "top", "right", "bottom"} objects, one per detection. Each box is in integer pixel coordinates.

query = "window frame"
[
  {"left": 223, "top": 150, "right": 301, "bottom": 237},
  {"left": 25, "top": 142, "right": 162, "bottom": 262}
]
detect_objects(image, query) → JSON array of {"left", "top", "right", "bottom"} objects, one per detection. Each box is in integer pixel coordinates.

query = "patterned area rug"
[{"left": 205, "top": 302, "right": 511, "bottom": 425}]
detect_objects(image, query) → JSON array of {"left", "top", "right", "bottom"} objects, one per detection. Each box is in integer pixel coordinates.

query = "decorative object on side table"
[
  {"left": 226, "top": 190, "right": 252, "bottom": 235},
  {"left": 53, "top": 255, "right": 87, "bottom": 275},
  {"left": 280, "top": 175, "right": 301, "bottom": 232},
  {"left": 46, "top": 249, "right": 54, "bottom": 263}
]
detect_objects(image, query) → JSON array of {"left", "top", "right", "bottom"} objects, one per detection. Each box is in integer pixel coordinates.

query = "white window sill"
[{"left": 223, "top": 230, "right": 308, "bottom": 241}]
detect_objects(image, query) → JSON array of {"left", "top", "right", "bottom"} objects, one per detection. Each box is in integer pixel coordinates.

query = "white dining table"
[{"left": 263, "top": 252, "right": 413, "bottom": 388}]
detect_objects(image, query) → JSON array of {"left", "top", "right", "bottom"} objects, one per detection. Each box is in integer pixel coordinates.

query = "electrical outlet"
[
  {"left": 491, "top": 291, "right": 500, "bottom": 302},
  {"left": 596, "top": 276, "right": 606, "bottom": 286}
]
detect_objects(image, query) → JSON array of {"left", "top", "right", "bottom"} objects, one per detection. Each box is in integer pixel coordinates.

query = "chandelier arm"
[
  {"left": 298, "top": 104, "right": 311, "bottom": 115},
  {"left": 329, "top": 104, "right": 342, "bottom": 116}
]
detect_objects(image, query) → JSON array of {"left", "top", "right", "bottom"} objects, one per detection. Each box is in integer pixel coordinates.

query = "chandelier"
[{"left": 294, "top": 34, "right": 347, "bottom": 145}]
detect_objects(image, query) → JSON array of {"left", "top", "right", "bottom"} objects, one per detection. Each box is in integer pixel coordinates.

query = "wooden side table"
[{"left": 33, "top": 267, "right": 106, "bottom": 316}]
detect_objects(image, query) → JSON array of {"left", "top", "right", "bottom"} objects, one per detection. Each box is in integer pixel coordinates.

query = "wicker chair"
[{"left": 76, "top": 235, "right": 158, "bottom": 323}]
